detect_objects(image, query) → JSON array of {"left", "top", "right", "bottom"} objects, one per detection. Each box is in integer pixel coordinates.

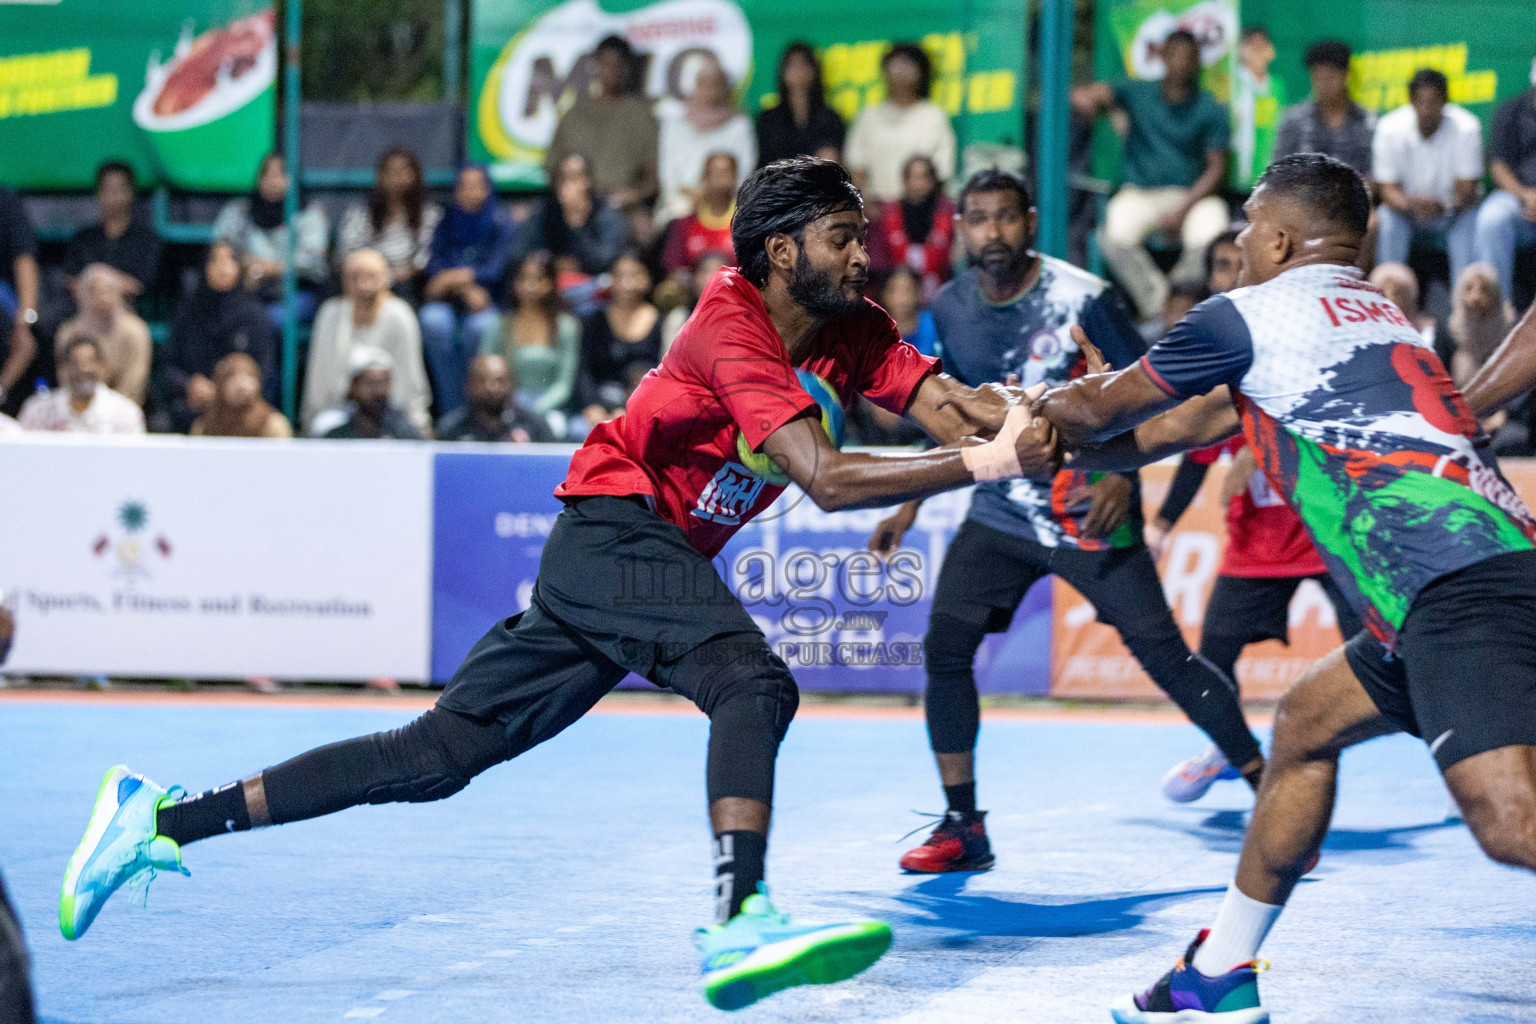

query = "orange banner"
[{"left": 1050, "top": 457, "right": 1536, "bottom": 701}]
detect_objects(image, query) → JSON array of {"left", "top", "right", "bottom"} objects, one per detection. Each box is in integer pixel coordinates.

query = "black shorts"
[
  {"left": 1345, "top": 549, "right": 1536, "bottom": 772},
  {"left": 438, "top": 495, "right": 780, "bottom": 738},
  {"left": 1203, "top": 573, "right": 1362, "bottom": 647}
]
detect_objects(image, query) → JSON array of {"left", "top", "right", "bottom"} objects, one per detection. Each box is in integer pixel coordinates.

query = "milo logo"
[
  {"left": 477, "top": 0, "right": 751, "bottom": 169},
  {"left": 1127, "top": 2, "right": 1235, "bottom": 80}
]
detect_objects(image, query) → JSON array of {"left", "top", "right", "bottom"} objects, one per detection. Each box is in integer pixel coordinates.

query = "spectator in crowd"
[
  {"left": 1204, "top": 226, "right": 1243, "bottom": 294},
  {"left": 656, "top": 53, "right": 755, "bottom": 224},
  {"left": 487, "top": 252, "right": 580, "bottom": 422},
  {"left": 436, "top": 353, "right": 555, "bottom": 443},
  {"left": 515, "top": 153, "right": 626, "bottom": 277},
  {"left": 880, "top": 265, "right": 938, "bottom": 357},
  {"left": 1374, "top": 68, "right": 1483, "bottom": 287},
  {"left": 1148, "top": 280, "right": 1210, "bottom": 343},
  {"left": 1475, "top": 77, "right": 1536, "bottom": 301},
  {"left": 845, "top": 43, "right": 957, "bottom": 202},
  {"left": 660, "top": 151, "right": 737, "bottom": 285},
  {"left": 755, "top": 43, "right": 846, "bottom": 167},
  {"left": 660, "top": 252, "right": 727, "bottom": 355},
  {"left": 214, "top": 152, "right": 331, "bottom": 328},
  {"left": 1072, "top": 30, "right": 1230, "bottom": 323},
  {"left": 303, "top": 248, "right": 431, "bottom": 434},
  {"left": 19, "top": 337, "right": 143, "bottom": 434},
  {"left": 1229, "top": 26, "right": 1284, "bottom": 193},
  {"left": 161, "top": 241, "right": 277, "bottom": 433},
  {"left": 577, "top": 251, "right": 660, "bottom": 430},
  {"left": 334, "top": 146, "right": 443, "bottom": 299},
  {"left": 191, "top": 352, "right": 291, "bottom": 438},
  {"left": 868, "top": 155, "right": 954, "bottom": 299},
  {"left": 322, "top": 347, "right": 421, "bottom": 440},
  {"left": 421, "top": 163, "right": 513, "bottom": 417},
  {"left": 54, "top": 265, "right": 151, "bottom": 407},
  {"left": 544, "top": 35, "right": 658, "bottom": 214},
  {"left": 1447, "top": 262, "right": 1516, "bottom": 387},
  {"left": 62, "top": 161, "right": 163, "bottom": 301},
  {"left": 1369, "top": 262, "right": 1438, "bottom": 349},
  {"left": 1273, "top": 41, "right": 1376, "bottom": 179},
  {"left": 0, "top": 186, "right": 39, "bottom": 413}
]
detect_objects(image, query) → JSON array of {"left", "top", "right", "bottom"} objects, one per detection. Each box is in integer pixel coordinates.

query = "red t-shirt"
[
  {"left": 1190, "top": 437, "right": 1327, "bottom": 578},
  {"left": 556, "top": 267, "right": 938, "bottom": 557},
  {"left": 660, "top": 211, "right": 735, "bottom": 273}
]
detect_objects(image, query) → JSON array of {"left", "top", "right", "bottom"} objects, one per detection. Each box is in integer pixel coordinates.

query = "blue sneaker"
[
  {"left": 696, "top": 889, "right": 892, "bottom": 1011},
  {"left": 1110, "top": 930, "right": 1269, "bottom": 1022},
  {"left": 60, "top": 766, "right": 188, "bottom": 940},
  {"left": 1162, "top": 745, "right": 1243, "bottom": 804}
]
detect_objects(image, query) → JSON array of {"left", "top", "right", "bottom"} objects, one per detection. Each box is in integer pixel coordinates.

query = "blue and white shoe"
[
  {"left": 1162, "top": 745, "right": 1243, "bottom": 804},
  {"left": 60, "top": 765, "right": 187, "bottom": 940},
  {"left": 696, "top": 888, "right": 892, "bottom": 1010}
]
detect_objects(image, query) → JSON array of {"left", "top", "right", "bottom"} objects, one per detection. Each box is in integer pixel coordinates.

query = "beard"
[
  {"left": 788, "top": 247, "right": 866, "bottom": 318},
  {"left": 976, "top": 241, "right": 1029, "bottom": 281}
]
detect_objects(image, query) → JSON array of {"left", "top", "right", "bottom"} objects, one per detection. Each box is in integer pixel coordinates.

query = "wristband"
[{"left": 961, "top": 403, "right": 1031, "bottom": 481}]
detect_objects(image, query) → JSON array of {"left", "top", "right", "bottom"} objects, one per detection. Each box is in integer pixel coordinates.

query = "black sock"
[
  {"left": 713, "top": 830, "right": 767, "bottom": 924},
  {"left": 944, "top": 781, "right": 977, "bottom": 815},
  {"left": 1242, "top": 761, "right": 1264, "bottom": 793},
  {"left": 156, "top": 781, "right": 251, "bottom": 846}
]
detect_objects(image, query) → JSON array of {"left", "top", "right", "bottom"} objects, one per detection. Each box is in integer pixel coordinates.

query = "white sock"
[{"left": 1191, "top": 885, "right": 1284, "bottom": 976}]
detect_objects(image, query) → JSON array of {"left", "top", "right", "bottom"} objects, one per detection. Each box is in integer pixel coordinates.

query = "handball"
[{"left": 735, "top": 369, "right": 846, "bottom": 484}]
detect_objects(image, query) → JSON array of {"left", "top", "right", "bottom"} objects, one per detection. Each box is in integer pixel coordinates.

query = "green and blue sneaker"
[
  {"left": 60, "top": 765, "right": 188, "bottom": 941},
  {"left": 696, "top": 888, "right": 892, "bottom": 1011}
]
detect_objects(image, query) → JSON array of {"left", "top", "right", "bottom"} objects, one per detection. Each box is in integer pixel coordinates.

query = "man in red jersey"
[{"left": 58, "top": 158, "right": 1058, "bottom": 1011}]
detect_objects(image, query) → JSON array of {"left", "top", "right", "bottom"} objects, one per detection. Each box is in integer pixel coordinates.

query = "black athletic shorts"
[
  {"left": 1345, "top": 548, "right": 1536, "bottom": 772},
  {"left": 438, "top": 495, "right": 780, "bottom": 739},
  {"left": 1203, "top": 573, "right": 1362, "bottom": 647}
]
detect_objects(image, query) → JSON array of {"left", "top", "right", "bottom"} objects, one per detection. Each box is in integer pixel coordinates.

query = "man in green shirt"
[
  {"left": 1073, "top": 29, "right": 1231, "bottom": 323},
  {"left": 1230, "top": 25, "right": 1286, "bottom": 191}
]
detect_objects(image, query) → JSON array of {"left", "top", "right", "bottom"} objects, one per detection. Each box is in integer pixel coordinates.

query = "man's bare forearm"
[{"left": 1464, "top": 302, "right": 1536, "bottom": 416}]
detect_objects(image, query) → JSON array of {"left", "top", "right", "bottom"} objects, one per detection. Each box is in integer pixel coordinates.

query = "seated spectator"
[
  {"left": 1229, "top": 26, "right": 1284, "bottom": 193},
  {"left": 62, "top": 161, "right": 163, "bottom": 302},
  {"left": 868, "top": 155, "right": 954, "bottom": 299},
  {"left": 756, "top": 43, "right": 846, "bottom": 167},
  {"left": 1072, "top": 29, "right": 1229, "bottom": 323},
  {"left": 1447, "top": 262, "right": 1516, "bottom": 387},
  {"left": 19, "top": 337, "right": 143, "bottom": 434},
  {"left": 321, "top": 347, "right": 422, "bottom": 440},
  {"left": 54, "top": 265, "right": 151, "bottom": 406},
  {"left": 660, "top": 252, "right": 727, "bottom": 355},
  {"left": 1374, "top": 68, "right": 1483, "bottom": 287},
  {"left": 214, "top": 152, "right": 330, "bottom": 327},
  {"left": 544, "top": 35, "right": 658, "bottom": 214},
  {"left": 1147, "top": 281, "right": 1209, "bottom": 343},
  {"left": 880, "top": 266, "right": 938, "bottom": 357},
  {"left": 577, "top": 252, "right": 660, "bottom": 430},
  {"left": 191, "top": 352, "right": 292, "bottom": 438},
  {"left": 1273, "top": 41, "right": 1375, "bottom": 179},
  {"left": 436, "top": 353, "right": 555, "bottom": 443},
  {"left": 1474, "top": 81, "right": 1536, "bottom": 301},
  {"left": 303, "top": 248, "right": 431, "bottom": 434},
  {"left": 1204, "top": 227, "right": 1243, "bottom": 294},
  {"left": 0, "top": 184, "right": 39, "bottom": 413},
  {"left": 845, "top": 43, "right": 956, "bottom": 203},
  {"left": 334, "top": 146, "right": 443, "bottom": 300},
  {"left": 161, "top": 241, "right": 277, "bottom": 433},
  {"left": 656, "top": 53, "right": 755, "bottom": 224},
  {"left": 1369, "top": 262, "right": 1437, "bottom": 348},
  {"left": 515, "top": 154, "right": 626, "bottom": 278},
  {"left": 421, "top": 163, "right": 513, "bottom": 417},
  {"left": 660, "top": 151, "right": 737, "bottom": 286},
  {"left": 486, "top": 251, "right": 580, "bottom": 420}
]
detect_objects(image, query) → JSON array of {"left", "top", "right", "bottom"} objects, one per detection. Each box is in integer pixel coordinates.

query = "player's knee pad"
[
  {"left": 924, "top": 614, "right": 986, "bottom": 681},
  {"left": 366, "top": 706, "right": 511, "bottom": 805},
  {"left": 692, "top": 639, "right": 800, "bottom": 742}
]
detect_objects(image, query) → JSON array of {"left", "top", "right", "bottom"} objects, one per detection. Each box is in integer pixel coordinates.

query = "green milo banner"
[
  {"left": 470, "top": 0, "right": 1027, "bottom": 187},
  {"left": 0, "top": 0, "right": 275, "bottom": 192}
]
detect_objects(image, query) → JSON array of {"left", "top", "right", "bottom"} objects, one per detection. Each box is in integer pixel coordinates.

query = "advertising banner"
[
  {"left": 469, "top": 0, "right": 1027, "bottom": 187},
  {"left": 0, "top": 0, "right": 275, "bottom": 191},
  {"left": 0, "top": 436, "right": 433, "bottom": 681},
  {"left": 430, "top": 447, "right": 1052, "bottom": 692}
]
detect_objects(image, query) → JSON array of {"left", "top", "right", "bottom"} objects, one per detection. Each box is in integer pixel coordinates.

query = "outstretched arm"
[
  {"left": 902, "top": 372, "right": 1023, "bottom": 444},
  {"left": 1065, "top": 387, "right": 1241, "bottom": 472},
  {"left": 1463, "top": 301, "right": 1536, "bottom": 417},
  {"left": 1032, "top": 326, "right": 1188, "bottom": 447}
]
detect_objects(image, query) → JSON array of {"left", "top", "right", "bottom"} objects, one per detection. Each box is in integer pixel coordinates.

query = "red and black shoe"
[{"left": 898, "top": 810, "right": 995, "bottom": 873}]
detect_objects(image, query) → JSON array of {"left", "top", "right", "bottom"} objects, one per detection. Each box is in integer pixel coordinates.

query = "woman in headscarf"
[
  {"left": 334, "top": 146, "right": 443, "bottom": 300},
  {"left": 656, "top": 52, "right": 756, "bottom": 224},
  {"left": 867, "top": 155, "right": 954, "bottom": 300},
  {"left": 212, "top": 151, "right": 331, "bottom": 327},
  {"left": 191, "top": 352, "right": 291, "bottom": 438},
  {"left": 1447, "top": 262, "right": 1517, "bottom": 388},
  {"left": 755, "top": 42, "right": 846, "bottom": 166},
  {"left": 160, "top": 241, "right": 278, "bottom": 433},
  {"left": 420, "top": 163, "right": 514, "bottom": 416}
]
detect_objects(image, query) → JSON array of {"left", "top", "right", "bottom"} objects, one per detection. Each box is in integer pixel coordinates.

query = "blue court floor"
[{"left": 3, "top": 698, "right": 1534, "bottom": 1024}]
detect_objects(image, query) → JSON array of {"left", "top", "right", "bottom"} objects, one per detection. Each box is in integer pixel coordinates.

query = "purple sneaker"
[{"left": 1109, "top": 930, "right": 1269, "bottom": 1022}]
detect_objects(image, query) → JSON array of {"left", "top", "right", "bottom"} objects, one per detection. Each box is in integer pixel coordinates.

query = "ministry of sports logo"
[{"left": 92, "top": 500, "right": 172, "bottom": 586}]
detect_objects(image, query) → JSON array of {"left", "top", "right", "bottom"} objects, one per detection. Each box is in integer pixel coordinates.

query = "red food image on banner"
[{"left": 152, "top": 10, "right": 274, "bottom": 118}]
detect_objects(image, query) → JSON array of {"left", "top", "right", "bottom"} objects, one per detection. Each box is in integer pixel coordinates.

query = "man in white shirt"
[
  {"left": 1373, "top": 68, "right": 1484, "bottom": 285},
  {"left": 18, "top": 337, "right": 144, "bottom": 434}
]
